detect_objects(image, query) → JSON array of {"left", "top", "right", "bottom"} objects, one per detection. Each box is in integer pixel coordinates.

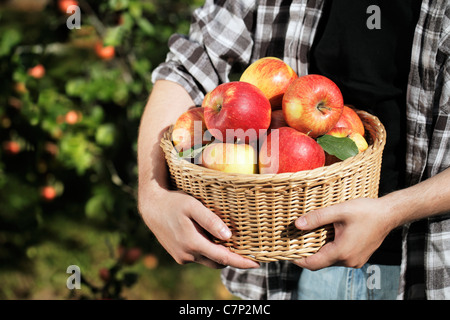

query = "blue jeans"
[{"left": 297, "top": 264, "right": 401, "bottom": 300}]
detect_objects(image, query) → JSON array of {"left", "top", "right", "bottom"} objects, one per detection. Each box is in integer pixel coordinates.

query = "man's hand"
[
  {"left": 139, "top": 188, "right": 260, "bottom": 269},
  {"left": 293, "top": 167, "right": 450, "bottom": 271},
  {"left": 137, "top": 80, "right": 259, "bottom": 270},
  {"left": 292, "top": 197, "right": 395, "bottom": 270}
]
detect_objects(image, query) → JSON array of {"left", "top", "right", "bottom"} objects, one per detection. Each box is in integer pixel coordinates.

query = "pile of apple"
[{"left": 171, "top": 57, "right": 368, "bottom": 175}]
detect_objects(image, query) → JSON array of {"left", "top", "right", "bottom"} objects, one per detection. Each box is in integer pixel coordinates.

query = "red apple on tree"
[
  {"left": 65, "top": 110, "right": 82, "bottom": 125},
  {"left": 95, "top": 41, "right": 115, "bottom": 60},
  {"left": 118, "top": 246, "right": 142, "bottom": 265},
  {"left": 58, "top": 0, "right": 78, "bottom": 14},
  {"left": 203, "top": 81, "right": 271, "bottom": 143},
  {"left": 240, "top": 57, "right": 298, "bottom": 110},
  {"left": 14, "top": 82, "right": 27, "bottom": 94},
  {"left": 259, "top": 127, "right": 325, "bottom": 174},
  {"left": 143, "top": 253, "right": 159, "bottom": 269},
  {"left": 282, "top": 74, "right": 344, "bottom": 138},
  {"left": 44, "top": 142, "right": 59, "bottom": 156},
  {"left": 3, "top": 141, "right": 20, "bottom": 155},
  {"left": 99, "top": 268, "right": 110, "bottom": 282},
  {"left": 172, "top": 107, "right": 208, "bottom": 152},
  {"left": 41, "top": 186, "right": 57, "bottom": 202},
  {"left": 331, "top": 105, "right": 365, "bottom": 136},
  {"left": 27, "top": 64, "right": 45, "bottom": 79}
]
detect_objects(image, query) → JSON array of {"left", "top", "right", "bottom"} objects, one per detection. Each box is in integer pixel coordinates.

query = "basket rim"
[{"left": 161, "top": 109, "right": 386, "bottom": 183}]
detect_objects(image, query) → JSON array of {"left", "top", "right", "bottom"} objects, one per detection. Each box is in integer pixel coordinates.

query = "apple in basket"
[
  {"left": 322, "top": 127, "right": 368, "bottom": 165},
  {"left": 331, "top": 105, "right": 365, "bottom": 136},
  {"left": 259, "top": 126, "right": 325, "bottom": 174},
  {"left": 327, "top": 127, "right": 368, "bottom": 153},
  {"left": 282, "top": 74, "right": 344, "bottom": 138},
  {"left": 255, "top": 110, "right": 289, "bottom": 143},
  {"left": 240, "top": 57, "right": 298, "bottom": 110},
  {"left": 203, "top": 81, "right": 271, "bottom": 143},
  {"left": 201, "top": 142, "right": 258, "bottom": 174},
  {"left": 171, "top": 107, "right": 208, "bottom": 152},
  {"left": 268, "top": 109, "right": 288, "bottom": 130}
]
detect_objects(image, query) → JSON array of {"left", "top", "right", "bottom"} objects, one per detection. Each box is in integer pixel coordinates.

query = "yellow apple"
[
  {"left": 327, "top": 127, "right": 368, "bottom": 153},
  {"left": 200, "top": 142, "right": 257, "bottom": 174},
  {"left": 325, "top": 127, "right": 368, "bottom": 165},
  {"left": 348, "top": 132, "right": 369, "bottom": 153}
]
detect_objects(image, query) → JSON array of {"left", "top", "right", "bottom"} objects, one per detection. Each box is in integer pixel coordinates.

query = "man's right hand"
[
  {"left": 137, "top": 80, "right": 259, "bottom": 270},
  {"left": 139, "top": 187, "right": 260, "bottom": 269}
]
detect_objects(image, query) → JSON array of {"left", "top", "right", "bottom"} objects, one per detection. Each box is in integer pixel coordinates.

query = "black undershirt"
[{"left": 309, "top": 0, "right": 422, "bottom": 265}]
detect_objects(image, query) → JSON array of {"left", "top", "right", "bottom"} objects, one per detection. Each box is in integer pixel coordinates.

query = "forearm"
[
  {"left": 137, "top": 80, "right": 196, "bottom": 210},
  {"left": 381, "top": 167, "right": 450, "bottom": 228}
]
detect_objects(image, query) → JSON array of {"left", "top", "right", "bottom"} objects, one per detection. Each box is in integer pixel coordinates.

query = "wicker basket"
[{"left": 160, "top": 110, "right": 386, "bottom": 262}]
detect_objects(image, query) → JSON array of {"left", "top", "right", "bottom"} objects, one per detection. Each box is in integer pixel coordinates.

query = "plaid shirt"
[{"left": 152, "top": 0, "right": 450, "bottom": 299}]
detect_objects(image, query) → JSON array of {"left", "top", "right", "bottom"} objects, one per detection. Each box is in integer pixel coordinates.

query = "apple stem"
[{"left": 316, "top": 102, "right": 332, "bottom": 113}]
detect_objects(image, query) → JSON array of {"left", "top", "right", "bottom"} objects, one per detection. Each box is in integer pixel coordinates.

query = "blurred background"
[{"left": 0, "top": 0, "right": 233, "bottom": 300}]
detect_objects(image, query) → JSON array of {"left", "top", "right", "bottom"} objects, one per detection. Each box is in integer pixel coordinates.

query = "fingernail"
[
  {"left": 219, "top": 226, "right": 232, "bottom": 239},
  {"left": 296, "top": 216, "right": 307, "bottom": 228}
]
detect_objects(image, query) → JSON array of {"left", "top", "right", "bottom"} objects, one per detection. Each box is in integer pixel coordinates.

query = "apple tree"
[{"left": 0, "top": 0, "right": 204, "bottom": 299}]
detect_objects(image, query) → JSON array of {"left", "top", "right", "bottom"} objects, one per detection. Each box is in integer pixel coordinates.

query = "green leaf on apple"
[
  {"left": 178, "top": 144, "right": 208, "bottom": 161},
  {"left": 317, "top": 135, "right": 359, "bottom": 161}
]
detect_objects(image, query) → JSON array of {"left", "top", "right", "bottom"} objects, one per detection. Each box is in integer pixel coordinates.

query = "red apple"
[
  {"left": 3, "top": 141, "right": 20, "bottom": 154},
  {"left": 65, "top": 110, "right": 82, "bottom": 125},
  {"left": 240, "top": 57, "right": 298, "bottom": 110},
  {"left": 282, "top": 74, "right": 344, "bottom": 138},
  {"left": 58, "top": 0, "right": 78, "bottom": 14},
  {"left": 201, "top": 142, "right": 258, "bottom": 174},
  {"left": 14, "top": 82, "right": 27, "bottom": 94},
  {"left": 44, "top": 142, "right": 59, "bottom": 156},
  {"left": 8, "top": 97, "right": 22, "bottom": 109},
  {"left": 99, "top": 268, "right": 110, "bottom": 282},
  {"left": 325, "top": 127, "right": 368, "bottom": 165},
  {"left": 118, "top": 246, "right": 142, "bottom": 265},
  {"left": 27, "top": 64, "right": 45, "bottom": 79},
  {"left": 41, "top": 186, "right": 57, "bottom": 201},
  {"left": 95, "top": 41, "right": 115, "bottom": 60},
  {"left": 143, "top": 253, "right": 159, "bottom": 269},
  {"left": 172, "top": 107, "right": 208, "bottom": 152},
  {"left": 331, "top": 105, "right": 365, "bottom": 136},
  {"left": 258, "top": 109, "right": 288, "bottom": 144},
  {"left": 203, "top": 81, "right": 271, "bottom": 143},
  {"left": 259, "top": 127, "right": 325, "bottom": 174},
  {"left": 269, "top": 109, "right": 288, "bottom": 130}
]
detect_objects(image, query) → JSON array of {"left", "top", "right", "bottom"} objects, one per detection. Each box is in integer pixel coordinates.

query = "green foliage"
[{"left": 0, "top": 0, "right": 228, "bottom": 300}]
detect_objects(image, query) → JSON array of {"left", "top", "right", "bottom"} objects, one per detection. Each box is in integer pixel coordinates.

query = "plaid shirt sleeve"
[
  {"left": 151, "top": 0, "right": 256, "bottom": 106},
  {"left": 404, "top": 1, "right": 450, "bottom": 187},
  {"left": 399, "top": 1, "right": 450, "bottom": 300}
]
